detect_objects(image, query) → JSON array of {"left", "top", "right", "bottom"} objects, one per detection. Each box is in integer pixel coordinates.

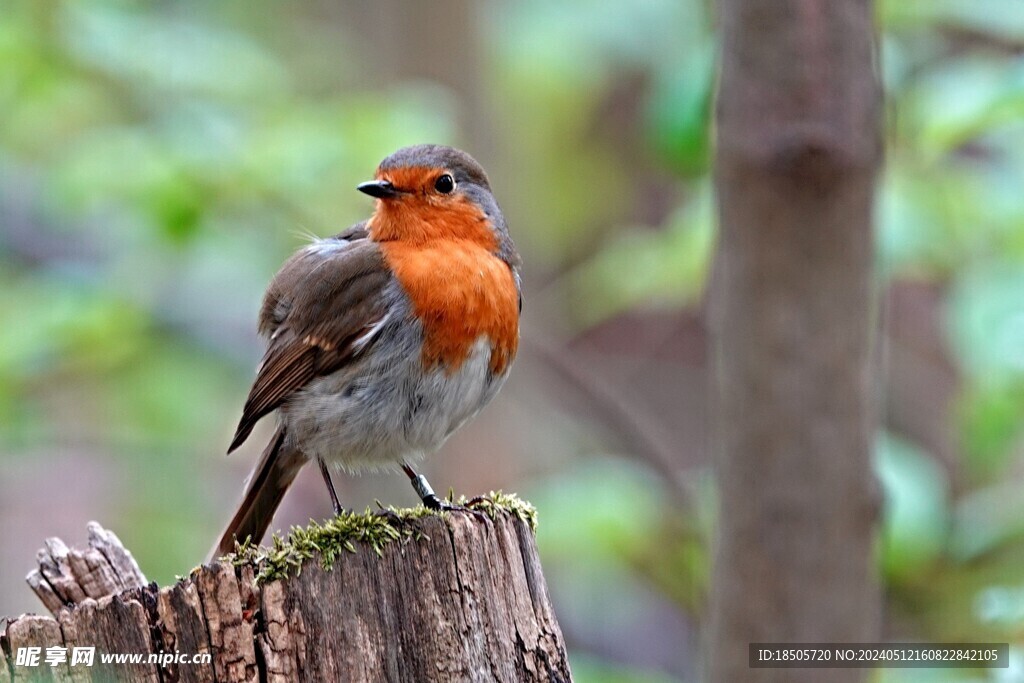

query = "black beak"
[{"left": 357, "top": 180, "right": 401, "bottom": 199}]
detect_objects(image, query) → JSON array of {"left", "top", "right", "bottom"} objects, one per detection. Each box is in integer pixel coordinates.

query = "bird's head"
[{"left": 361, "top": 145, "right": 515, "bottom": 263}]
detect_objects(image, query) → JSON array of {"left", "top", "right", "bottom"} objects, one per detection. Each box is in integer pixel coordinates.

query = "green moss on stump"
[{"left": 225, "top": 491, "right": 537, "bottom": 584}]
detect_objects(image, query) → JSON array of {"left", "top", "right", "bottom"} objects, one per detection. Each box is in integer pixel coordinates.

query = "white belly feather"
[{"left": 281, "top": 336, "right": 507, "bottom": 472}]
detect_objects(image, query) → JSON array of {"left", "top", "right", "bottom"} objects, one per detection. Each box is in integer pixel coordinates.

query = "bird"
[{"left": 213, "top": 144, "right": 521, "bottom": 558}]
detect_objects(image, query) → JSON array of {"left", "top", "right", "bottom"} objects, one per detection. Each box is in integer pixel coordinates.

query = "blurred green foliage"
[
  {"left": 4, "top": 0, "right": 1024, "bottom": 680},
  {"left": 0, "top": 0, "right": 452, "bottom": 632}
]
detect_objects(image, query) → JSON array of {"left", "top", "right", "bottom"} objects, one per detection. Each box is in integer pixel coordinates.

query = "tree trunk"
[
  {"left": 708, "top": 0, "right": 882, "bottom": 681},
  {"left": 2, "top": 512, "right": 572, "bottom": 683}
]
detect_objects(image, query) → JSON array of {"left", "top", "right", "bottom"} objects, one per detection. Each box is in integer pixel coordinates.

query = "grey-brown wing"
[
  {"left": 228, "top": 235, "right": 391, "bottom": 453},
  {"left": 258, "top": 223, "right": 371, "bottom": 338}
]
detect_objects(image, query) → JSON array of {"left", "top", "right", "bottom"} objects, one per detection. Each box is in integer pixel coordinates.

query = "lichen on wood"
[{"left": 227, "top": 491, "right": 538, "bottom": 584}]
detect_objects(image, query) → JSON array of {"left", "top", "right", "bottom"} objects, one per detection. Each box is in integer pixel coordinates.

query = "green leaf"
[
  {"left": 900, "top": 56, "right": 1024, "bottom": 159},
  {"left": 881, "top": 0, "right": 1024, "bottom": 42},
  {"left": 569, "top": 652, "right": 679, "bottom": 683},
  {"left": 875, "top": 434, "right": 950, "bottom": 581},
  {"left": 645, "top": 43, "right": 714, "bottom": 177},
  {"left": 959, "top": 383, "right": 1024, "bottom": 476},
  {"left": 951, "top": 482, "right": 1024, "bottom": 562},
  {"left": 948, "top": 265, "right": 1024, "bottom": 382},
  {"left": 569, "top": 186, "right": 713, "bottom": 327},
  {"left": 530, "top": 456, "right": 667, "bottom": 563}
]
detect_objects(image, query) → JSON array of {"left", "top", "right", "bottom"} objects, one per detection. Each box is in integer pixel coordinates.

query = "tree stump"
[{"left": 1, "top": 497, "right": 573, "bottom": 682}]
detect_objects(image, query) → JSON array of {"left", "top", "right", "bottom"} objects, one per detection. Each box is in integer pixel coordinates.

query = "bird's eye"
[{"left": 434, "top": 174, "right": 455, "bottom": 194}]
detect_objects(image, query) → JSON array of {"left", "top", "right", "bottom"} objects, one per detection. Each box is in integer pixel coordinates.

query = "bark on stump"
[{"left": 1, "top": 506, "right": 572, "bottom": 683}]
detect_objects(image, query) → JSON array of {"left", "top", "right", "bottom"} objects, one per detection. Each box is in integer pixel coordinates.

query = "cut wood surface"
[{"left": 1, "top": 500, "right": 572, "bottom": 683}]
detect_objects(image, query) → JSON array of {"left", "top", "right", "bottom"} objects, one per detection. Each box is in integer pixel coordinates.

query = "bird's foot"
[
  {"left": 422, "top": 493, "right": 458, "bottom": 511},
  {"left": 402, "top": 463, "right": 487, "bottom": 521},
  {"left": 422, "top": 494, "right": 489, "bottom": 522},
  {"left": 375, "top": 506, "right": 408, "bottom": 529}
]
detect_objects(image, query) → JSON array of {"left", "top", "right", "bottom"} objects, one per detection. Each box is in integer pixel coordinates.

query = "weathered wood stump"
[{"left": 1, "top": 496, "right": 573, "bottom": 682}]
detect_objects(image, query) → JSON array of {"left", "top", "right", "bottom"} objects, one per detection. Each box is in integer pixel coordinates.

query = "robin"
[{"left": 213, "top": 144, "right": 521, "bottom": 557}]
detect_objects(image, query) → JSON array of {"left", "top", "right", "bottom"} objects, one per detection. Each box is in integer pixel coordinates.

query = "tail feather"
[{"left": 211, "top": 426, "right": 305, "bottom": 560}]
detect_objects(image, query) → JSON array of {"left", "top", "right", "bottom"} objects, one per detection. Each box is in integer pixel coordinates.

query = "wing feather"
[{"left": 228, "top": 231, "right": 392, "bottom": 453}]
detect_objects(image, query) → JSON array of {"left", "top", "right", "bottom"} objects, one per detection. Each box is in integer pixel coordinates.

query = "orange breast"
[{"left": 382, "top": 239, "right": 519, "bottom": 374}]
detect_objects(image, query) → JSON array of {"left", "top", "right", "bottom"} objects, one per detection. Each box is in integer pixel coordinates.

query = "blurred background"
[{"left": 2, "top": 0, "right": 1024, "bottom": 681}]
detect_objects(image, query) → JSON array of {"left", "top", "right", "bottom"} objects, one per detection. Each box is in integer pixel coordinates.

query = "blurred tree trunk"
[{"left": 707, "top": 1, "right": 882, "bottom": 681}]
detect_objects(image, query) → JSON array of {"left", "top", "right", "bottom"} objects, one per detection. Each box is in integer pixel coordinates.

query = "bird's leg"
[
  {"left": 401, "top": 463, "right": 448, "bottom": 509},
  {"left": 401, "top": 463, "right": 488, "bottom": 521},
  {"left": 318, "top": 458, "right": 344, "bottom": 516}
]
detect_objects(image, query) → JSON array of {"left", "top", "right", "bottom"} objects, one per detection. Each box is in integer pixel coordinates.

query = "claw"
[
  {"left": 376, "top": 507, "right": 406, "bottom": 529},
  {"left": 424, "top": 495, "right": 488, "bottom": 522},
  {"left": 402, "top": 463, "right": 487, "bottom": 522}
]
